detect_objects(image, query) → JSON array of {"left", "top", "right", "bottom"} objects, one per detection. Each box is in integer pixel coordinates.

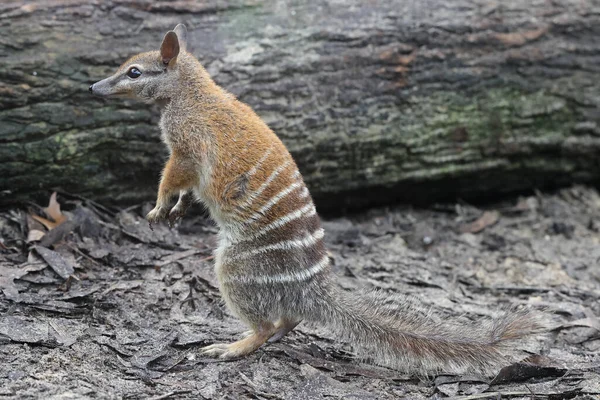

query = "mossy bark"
[{"left": 1, "top": 1, "right": 599, "bottom": 211}]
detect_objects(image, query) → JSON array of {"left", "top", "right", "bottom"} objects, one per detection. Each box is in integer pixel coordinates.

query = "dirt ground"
[{"left": 0, "top": 186, "right": 599, "bottom": 399}]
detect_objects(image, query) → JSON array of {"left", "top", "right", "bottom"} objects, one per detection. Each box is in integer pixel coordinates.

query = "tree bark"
[{"left": 1, "top": 0, "right": 599, "bottom": 211}]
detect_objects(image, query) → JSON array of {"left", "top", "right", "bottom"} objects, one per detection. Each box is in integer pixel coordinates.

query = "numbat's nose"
[{"left": 88, "top": 84, "right": 93, "bottom": 93}]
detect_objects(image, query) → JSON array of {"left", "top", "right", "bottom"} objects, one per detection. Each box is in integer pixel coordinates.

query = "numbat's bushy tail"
[
  {"left": 311, "top": 287, "right": 546, "bottom": 375},
  {"left": 90, "top": 23, "right": 549, "bottom": 376}
]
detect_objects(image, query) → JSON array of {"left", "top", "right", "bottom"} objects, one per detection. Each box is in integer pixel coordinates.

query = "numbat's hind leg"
[
  {"left": 201, "top": 321, "right": 277, "bottom": 359},
  {"left": 268, "top": 319, "right": 301, "bottom": 343}
]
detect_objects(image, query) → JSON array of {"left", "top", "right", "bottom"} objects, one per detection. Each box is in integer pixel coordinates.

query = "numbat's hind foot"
[{"left": 201, "top": 323, "right": 276, "bottom": 359}]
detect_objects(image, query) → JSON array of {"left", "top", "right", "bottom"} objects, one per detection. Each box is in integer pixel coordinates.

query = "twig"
[
  {"left": 238, "top": 372, "right": 286, "bottom": 400},
  {"left": 147, "top": 390, "right": 193, "bottom": 400},
  {"left": 525, "top": 384, "right": 537, "bottom": 399},
  {"left": 154, "top": 249, "right": 207, "bottom": 268},
  {"left": 67, "top": 243, "right": 103, "bottom": 267},
  {"left": 448, "top": 391, "right": 534, "bottom": 400},
  {"left": 122, "top": 204, "right": 142, "bottom": 213},
  {"left": 54, "top": 190, "right": 117, "bottom": 217}
]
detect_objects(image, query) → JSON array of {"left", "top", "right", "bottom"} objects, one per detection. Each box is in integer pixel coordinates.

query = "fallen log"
[{"left": 1, "top": 0, "right": 599, "bottom": 211}]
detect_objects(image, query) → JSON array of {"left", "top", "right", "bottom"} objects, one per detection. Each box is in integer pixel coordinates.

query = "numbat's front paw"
[
  {"left": 146, "top": 206, "right": 168, "bottom": 226},
  {"left": 168, "top": 203, "right": 187, "bottom": 226}
]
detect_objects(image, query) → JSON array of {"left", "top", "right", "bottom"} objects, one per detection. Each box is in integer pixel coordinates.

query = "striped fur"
[
  {"left": 231, "top": 227, "right": 325, "bottom": 260},
  {"left": 91, "top": 23, "right": 548, "bottom": 376},
  {"left": 223, "top": 254, "right": 329, "bottom": 285}
]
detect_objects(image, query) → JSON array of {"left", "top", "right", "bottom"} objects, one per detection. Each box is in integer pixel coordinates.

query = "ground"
[{"left": 0, "top": 186, "right": 599, "bottom": 399}]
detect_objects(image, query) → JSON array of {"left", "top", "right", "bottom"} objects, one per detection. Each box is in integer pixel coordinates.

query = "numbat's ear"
[
  {"left": 173, "top": 24, "right": 188, "bottom": 52},
  {"left": 160, "top": 31, "right": 180, "bottom": 66}
]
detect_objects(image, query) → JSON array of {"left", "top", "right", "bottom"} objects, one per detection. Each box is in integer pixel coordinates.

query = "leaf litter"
[
  {"left": 30, "top": 192, "right": 67, "bottom": 232},
  {"left": 0, "top": 186, "right": 598, "bottom": 398}
]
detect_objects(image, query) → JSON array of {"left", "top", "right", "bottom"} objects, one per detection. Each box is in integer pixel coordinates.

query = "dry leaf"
[
  {"left": 490, "top": 362, "right": 568, "bottom": 385},
  {"left": 33, "top": 246, "right": 74, "bottom": 280},
  {"left": 26, "top": 230, "right": 45, "bottom": 243},
  {"left": 460, "top": 211, "right": 500, "bottom": 234},
  {"left": 31, "top": 192, "right": 67, "bottom": 230},
  {"left": 561, "top": 317, "right": 600, "bottom": 331},
  {"left": 44, "top": 192, "right": 65, "bottom": 222}
]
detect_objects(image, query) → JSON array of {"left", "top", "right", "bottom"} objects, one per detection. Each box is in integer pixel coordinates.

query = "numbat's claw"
[
  {"left": 146, "top": 206, "right": 168, "bottom": 225},
  {"left": 168, "top": 208, "right": 183, "bottom": 227},
  {"left": 168, "top": 198, "right": 190, "bottom": 227}
]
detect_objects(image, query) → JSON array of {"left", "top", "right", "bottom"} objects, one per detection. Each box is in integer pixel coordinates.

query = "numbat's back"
[{"left": 90, "top": 24, "right": 548, "bottom": 375}]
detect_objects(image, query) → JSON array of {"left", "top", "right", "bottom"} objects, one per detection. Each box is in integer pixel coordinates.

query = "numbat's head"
[{"left": 89, "top": 24, "right": 200, "bottom": 102}]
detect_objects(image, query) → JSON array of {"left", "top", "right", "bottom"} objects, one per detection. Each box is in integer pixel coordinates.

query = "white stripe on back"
[
  {"left": 239, "top": 160, "right": 291, "bottom": 209},
  {"left": 244, "top": 180, "right": 303, "bottom": 223},
  {"left": 234, "top": 227, "right": 324, "bottom": 259},
  {"left": 247, "top": 146, "right": 273, "bottom": 177},
  {"left": 224, "top": 254, "right": 330, "bottom": 285},
  {"left": 298, "top": 187, "right": 309, "bottom": 199},
  {"left": 252, "top": 202, "right": 316, "bottom": 238}
]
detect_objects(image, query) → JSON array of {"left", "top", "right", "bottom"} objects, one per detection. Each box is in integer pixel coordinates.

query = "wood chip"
[{"left": 460, "top": 211, "right": 500, "bottom": 234}]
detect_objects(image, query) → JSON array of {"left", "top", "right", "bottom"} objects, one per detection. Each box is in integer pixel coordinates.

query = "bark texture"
[{"left": 1, "top": 0, "right": 600, "bottom": 210}]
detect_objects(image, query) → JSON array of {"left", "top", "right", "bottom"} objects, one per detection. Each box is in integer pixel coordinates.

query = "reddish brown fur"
[{"left": 157, "top": 151, "right": 197, "bottom": 204}]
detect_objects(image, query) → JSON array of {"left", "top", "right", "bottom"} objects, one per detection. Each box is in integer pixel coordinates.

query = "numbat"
[{"left": 90, "top": 24, "right": 546, "bottom": 375}]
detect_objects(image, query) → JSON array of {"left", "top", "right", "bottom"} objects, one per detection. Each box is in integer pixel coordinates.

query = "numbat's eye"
[{"left": 127, "top": 67, "right": 142, "bottom": 79}]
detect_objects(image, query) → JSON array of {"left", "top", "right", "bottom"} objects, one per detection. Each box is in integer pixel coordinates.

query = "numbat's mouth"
[{"left": 89, "top": 82, "right": 128, "bottom": 98}]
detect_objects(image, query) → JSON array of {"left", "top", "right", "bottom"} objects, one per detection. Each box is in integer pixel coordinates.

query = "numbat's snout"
[{"left": 90, "top": 23, "right": 548, "bottom": 375}]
